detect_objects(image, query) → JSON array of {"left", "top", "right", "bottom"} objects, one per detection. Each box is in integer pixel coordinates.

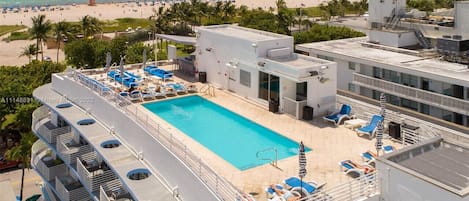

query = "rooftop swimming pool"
[{"left": 143, "top": 95, "right": 310, "bottom": 170}]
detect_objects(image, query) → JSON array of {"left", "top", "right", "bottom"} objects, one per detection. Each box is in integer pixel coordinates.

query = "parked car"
[{"left": 0, "top": 156, "right": 21, "bottom": 171}]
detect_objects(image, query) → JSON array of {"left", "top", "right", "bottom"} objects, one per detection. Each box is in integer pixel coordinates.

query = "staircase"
[{"left": 414, "top": 29, "right": 432, "bottom": 49}]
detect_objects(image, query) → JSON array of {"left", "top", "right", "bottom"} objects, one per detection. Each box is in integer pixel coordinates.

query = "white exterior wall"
[
  {"left": 368, "top": 0, "right": 406, "bottom": 26},
  {"left": 376, "top": 161, "right": 469, "bottom": 201},
  {"left": 455, "top": 1, "right": 469, "bottom": 38},
  {"left": 369, "top": 30, "right": 418, "bottom": 48},
  {"left": 307, "top": 72, "right": 337, "bottom": 115},
  {"left": 51, "top": 111, "right": 58, "bottom": 127},
  {"left": 334, "top": 58, "right": 354, "bottom": 90}
]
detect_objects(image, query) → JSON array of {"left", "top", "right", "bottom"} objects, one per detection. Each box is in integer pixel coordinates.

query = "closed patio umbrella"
[
  {"left": 142, "top": 48, "right": 147, "bottom": 72},
  {"left": 104, "top": 51, "right": 111, "bottom": 73},
  {"left": 376, "top": 93, "right": 386, "bottom": 156},
  {"left": 298, "top": 141, "right": 307, "bottom": 194},
  {"left": 119, "top": 55, "right": 125, "bottom": 87}
]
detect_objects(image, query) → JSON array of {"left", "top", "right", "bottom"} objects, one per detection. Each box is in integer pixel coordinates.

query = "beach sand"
[{"left": 0, "top": 0, "right": 325, "bottom": 26}]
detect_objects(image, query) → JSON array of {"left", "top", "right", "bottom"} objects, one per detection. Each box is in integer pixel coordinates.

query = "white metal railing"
[
  {"left": 32, "top": 106, "right": 51, "bottom": 131},
  {"left": 55, "top": 176, "right": 89, "bottom": 201},
  {"left": 35, "top": 154, "right": 67, "bottom": 181},
  {"left": 302, "top": 172, "right": 378, "bottom": 201},
  {"left": 76, "top": 155, "right": 118, "bottom": 192},
  {"left": 65, "top": 68, "right": 247, "bottom": 201},
  {"left": 282, "top": 97, "right": 307, "bottom": 119},
  {"left": 31, "top": 140, "right": 49, "bottom": 171},
  {"left": 337, "top": 95, "right": 441, "bottom": 146},
  {"left": 353, "top": 73, "right": 469, "bottom": 116},
  {"left": 36, "top": 123, "right": 71, "bottom": 145}
]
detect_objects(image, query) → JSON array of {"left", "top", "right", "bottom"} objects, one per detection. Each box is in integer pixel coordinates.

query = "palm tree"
[
  {"left": 30, "top": 15, "right": 52, "bottom": 61},
  {"left": 5, "top": 132, "right": 37, "bottom": 201},
  {"left": 53, "top": 21, "right": 74, "bottom": 63},
  {"left": 80, "top": 15, "right": 102, "bottom": 38},
  {"left": 19, "top": 44, "right": 38, "bottom": 63},
  {"left": 222, "top": 1, "right": 236, "bottom": 23}
]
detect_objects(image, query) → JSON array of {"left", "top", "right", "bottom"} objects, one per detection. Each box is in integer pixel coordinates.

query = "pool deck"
[{"left": 88, "top": 66, "right": 401, "bottom": 201}]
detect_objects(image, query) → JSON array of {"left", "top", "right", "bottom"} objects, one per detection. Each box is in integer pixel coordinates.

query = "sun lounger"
[
  {"left": 283, "top": 176, "right": 324, "bottom": 195},
  {"left": 356, "top": 115, "right": 384, "bottom": 139},
  {"left": 163, "top": 86, "right": 176, "bottom": 96},
  {"left": 129, "top": 90, "right": 142, "bottom": 102},
  {"left": 323, "top": 104, "right": 352, "bottom": 125},
  {"left": 167, "top": 83, "right": 187, "bottom": 94},
  {"left": 339, "top": 160, "right": 374, "bottom": 178},
  {"left": 144, "top": 65, "right": 158, "bottom": 73},
  {"left": 383, "top": 145, "right": 395, "bottom": 154},
  {"left": 141, "top": 90, "right": 155, "bottom": 100},
  {"left": 149, "top": 68, "right": 173, "bottom": 81},
  {"left": 186, "top": 84, "right": 198, "bottom": 93},
  {"left": 265, "top": 184, "right": 284, "bottom": 197}
]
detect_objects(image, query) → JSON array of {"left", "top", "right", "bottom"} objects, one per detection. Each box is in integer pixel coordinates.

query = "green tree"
[
  {"left": 19, "top": 44, "right": 38, "bottom": 64},
  {"left": 30, "top": 15, "right": 52, "bottom": 61},
  {"left": 80, "top": 15, "right": 102, "bottom": 38},
  {"left": 125, "top": 42, "right": 153, "bottom": 64},
  {"left": 293, "top": 23, "right": 365, "bottom": 44},
  {"left": 4, "top": 132, "right": 37, "bottom": 201},
  {"left": 53, "top": 21, "right": 74, "bottom": 63}
]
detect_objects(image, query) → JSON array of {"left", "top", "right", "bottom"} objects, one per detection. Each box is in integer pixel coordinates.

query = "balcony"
[
  {"left": 55, "top": 175, "right": 89, "bottom": 201},
  {"left": 76, "top": 152, "right": 118, "bottom": 192},
  {"left": 35, "top": 121, "right": 71, "bottom": 145},
  {"left": 353, "top": 73, "right": 469, "bottom": 115},
  {"left": 57, "top": 133, "right": 93, "bottom": 165},
  {"left": 33, "top": 150, "right": 67, "bottom": 182},
  {"left": 99, "top": 180, "right": 133, "bottom": 201}
]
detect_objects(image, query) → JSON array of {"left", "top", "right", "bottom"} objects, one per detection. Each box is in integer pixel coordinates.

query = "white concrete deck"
[{"left": 87, "top": 66, "right": 401, "bottom": 201}]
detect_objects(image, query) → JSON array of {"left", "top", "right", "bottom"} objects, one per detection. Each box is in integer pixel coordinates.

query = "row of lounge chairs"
[
  {"left": 323, "top": 104, "right": 385, "bottom": 139},
  {"left": 108, "top": 70, "right": 141, "bottom": 88},
  {"left": 339, "top": 145, "right": 396, "bottom": 178},
  {"left": 265, "top": 177, "right": 326, "bottom": 201},
  {"left": 144, "top": 65, "right": 173, "bottom": 81},
  {"left": 119, "top": 82, "right": 197, "bottom": 102}
]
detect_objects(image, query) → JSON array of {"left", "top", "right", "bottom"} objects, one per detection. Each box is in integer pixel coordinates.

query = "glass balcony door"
[{"left": 258, "top": 71, "right": 279, "bottom": 102}]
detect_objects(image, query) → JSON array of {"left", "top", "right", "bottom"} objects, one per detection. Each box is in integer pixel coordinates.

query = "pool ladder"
[
  {"left": 256, "top": 147, "right": 278, "bottom": 168},
  {"left": 199, "top": 84, "right": 215, "bottom": 97}
]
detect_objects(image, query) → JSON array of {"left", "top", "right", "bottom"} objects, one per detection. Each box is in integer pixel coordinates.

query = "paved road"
[{"left": 0, "top": 167, "right": 43, "bottom": 200}]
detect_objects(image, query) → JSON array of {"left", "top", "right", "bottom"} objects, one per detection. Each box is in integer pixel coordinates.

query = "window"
[
  {"left": 348, "top": 83, "right": 356, "bottom": 92},
  {"left": 240, "top": 70, "right": 251, "bottom": 87},
  {"left": 296, "top": 82, "right": 307, "bottom": 101},
  {"left": 372, "top": 67, "right": 382, "bottom": 78},
  {"left": 382, "top": 69, "right": 399, "bottom": 83},
  {"left": 401, "top": 98, "right": 418, "bottom": 111},
  {"left": 401, "top": 73, "right": 418, "bottom": 87},
  {"left": 348, "top": 62, "right": 358, "bottom": 71},
  {"left": 420, "top": 103, "right": 430, "bottom": 115}
]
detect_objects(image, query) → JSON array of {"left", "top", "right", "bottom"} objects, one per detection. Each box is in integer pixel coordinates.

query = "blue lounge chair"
[
  {"left": 383, "top": 145, "right": 395, "bottom": 154},
  {"left": 265, "top": 184, "right": 284, "bottom": 197},
  {"left": 144, "top": 65, "right": 158, "bottom": 73},
  {"left": 356, "top": 115, "right": 383, "bottom": 139},
  {"left": 339, "top": 160, "right": 374, "bottom": 178},
  {"left": 323, "top": 104, "right": 352, "bottom": 125},
  {"left": 149, "top": 68, "right": 173, "bottom": 81},
  {"left": 283, "top": 176, "right": 324, "bottom": 195}
]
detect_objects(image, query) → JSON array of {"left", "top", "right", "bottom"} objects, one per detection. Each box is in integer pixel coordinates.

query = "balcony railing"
[
  {"left": 302, "top": 172, "right": 378, "bottom": 201},
  {"left": 76, "top": 152, "right": 118, "bottom": 192},
  {"left": 282, "top": 97, "right": 307, "bottom": 119},
  {"left": 99, "top": 180, "right": 132, "bottom": 201},
  {"left": 66, "top": 68, "right": 247, "bottom": 200},
  {"left": 55, "top": 176, "right": 89, "bottom": 201},
  {"left": 32, "top": 106, "right": 51, "bottom": 132},
  {"left": 57, "top": 133, "right": 93, "bottom": 165},
  {"left": 35, "top": 121, "right": 71, "bottom": 145},
  {"left": 35, "top": 154, "right": 67, "bottom": 181},
  {"left": 353, "top": 73, "right": 469, "bottom": 115}
]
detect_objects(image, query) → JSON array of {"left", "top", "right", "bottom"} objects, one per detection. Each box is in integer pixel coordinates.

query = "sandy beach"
[
  {"left": 0, "top": 0, "right": 324, "bottom": 66},
  {"left": 0, "top": 0, "right": 324, "bottom": 26}
]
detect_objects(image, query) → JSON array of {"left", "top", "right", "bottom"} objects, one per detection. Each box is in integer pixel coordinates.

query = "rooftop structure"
[{"left": 378, "top": 137, "right": 469, "bottom": 199}]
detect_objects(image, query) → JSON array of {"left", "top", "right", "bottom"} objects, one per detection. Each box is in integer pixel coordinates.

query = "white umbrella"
[
  {"left": 142, "top": 48, "right": 147, "bottom": 72},
  {"left": 298, "top": 141, "right": 307, "bottom": 193},
  {"left": 119, "top": 55, "right": 125, "bottom": 87},
  {"left": 104, "top": 52, "right": 112, "bottom": 73},
  {"left": 376, "top": 93, "right": 386, "bottom": 156}
]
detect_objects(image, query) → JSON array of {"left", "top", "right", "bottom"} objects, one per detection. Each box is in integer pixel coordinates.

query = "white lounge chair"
[{"left": 129, "top": 90, "right": 142, "bottom": 102}]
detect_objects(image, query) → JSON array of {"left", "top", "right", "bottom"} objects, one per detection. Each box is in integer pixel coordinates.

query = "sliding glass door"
[{"left": 258, "top": 71, "right": 279, "bottom": 102}]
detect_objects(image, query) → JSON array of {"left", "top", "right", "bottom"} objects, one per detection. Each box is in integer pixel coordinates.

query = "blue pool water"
[{"left": 143, "top": 95, "right": 310, "bottom": 170}]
